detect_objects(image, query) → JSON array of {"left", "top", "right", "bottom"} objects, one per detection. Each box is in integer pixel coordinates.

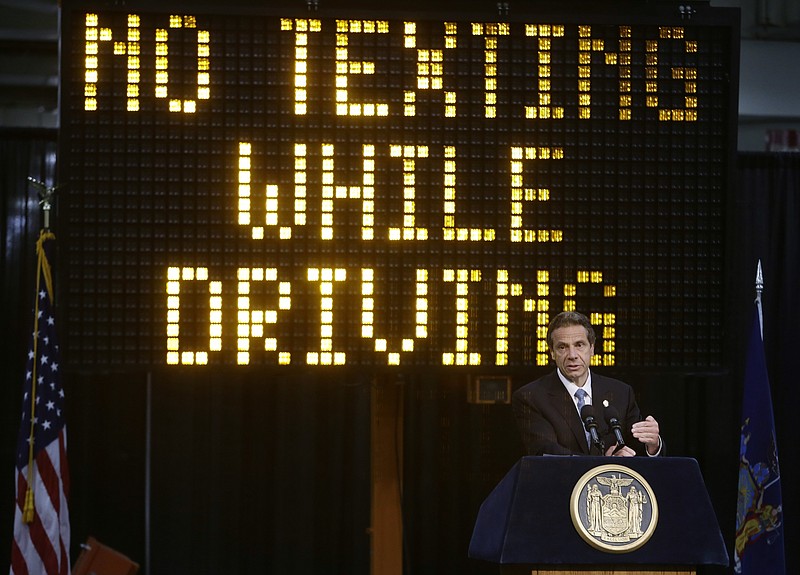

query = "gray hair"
[{"left": 546, "top": 311, "right": 596, "bottom": 349}]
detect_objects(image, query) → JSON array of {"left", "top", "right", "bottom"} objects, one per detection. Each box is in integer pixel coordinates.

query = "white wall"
[
  {"left": 737, "top": 40, "right": 800, "bottom": 150},
  {"left": 712, "top": 0, "right": 800, "bottom": 150}
]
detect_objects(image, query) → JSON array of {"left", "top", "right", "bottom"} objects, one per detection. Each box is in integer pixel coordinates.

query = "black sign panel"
[{"left": 59, "top": 1, "right": 739, "bottom": 371}]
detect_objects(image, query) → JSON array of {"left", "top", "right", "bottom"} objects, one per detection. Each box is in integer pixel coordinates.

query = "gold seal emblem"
[{"left": 570, "top": 464, "right": 658, "bottom": 553}]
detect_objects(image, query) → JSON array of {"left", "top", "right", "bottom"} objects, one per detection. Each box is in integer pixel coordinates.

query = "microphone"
[
  {"left": 604, "top": 404, "right": 626, "bottom": 448},
  {"left": 580, "top": 404, "right": 604, "bottom": 452}
]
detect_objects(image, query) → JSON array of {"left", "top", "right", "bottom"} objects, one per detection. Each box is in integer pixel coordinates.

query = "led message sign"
[{"left": 59, "top": 1, "right": 738, "bottom": 371}]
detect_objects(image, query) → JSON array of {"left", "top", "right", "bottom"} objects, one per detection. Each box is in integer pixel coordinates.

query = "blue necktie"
[
  {"left": 575, "top": 388, "right": 587, "bottom": 412},
  {"left": 575, "top": 389, "right": 591, "bottom": 448}
]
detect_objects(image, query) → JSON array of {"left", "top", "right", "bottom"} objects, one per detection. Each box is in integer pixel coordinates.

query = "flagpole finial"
[
  {"left": 755, "top": 260, "right": 763, "bottom": 297},
  {"left": 27, "top": 177, "right": 60, "bottom": 232},
  {"left": 755, "top": 260, "right": 764, "bottom": 338}
]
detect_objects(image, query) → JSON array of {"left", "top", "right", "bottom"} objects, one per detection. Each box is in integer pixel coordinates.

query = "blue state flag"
[{"left": 734, "top": 304, "right": 785, "bottom": 574}]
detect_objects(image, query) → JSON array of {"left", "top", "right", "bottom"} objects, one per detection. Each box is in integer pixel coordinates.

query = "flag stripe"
[
  {"left": 58, "top": 432, "right": 71, "bottom": 575},
  {"left": 12, "top": 500, "right": 48, "bottom": 575},
  {"left": 58, "top": 431, "right": 70, "bottom": 501},
  {"left": 36, "top": 441, "right": 62, "bottom": 516},
  {"left": 10, "top": 537, "right": 31, "bottom": 575},
  {"left": 29, "top": 511, "right": 59, "bottom": 575}
]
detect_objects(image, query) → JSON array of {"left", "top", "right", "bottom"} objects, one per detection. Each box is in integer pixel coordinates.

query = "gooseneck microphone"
[
  {"left": 604, "top": 404, "right": 626, "bottom": 448},
  {"left": 580, "top": 404, "right": 604, "bottom": 452}
]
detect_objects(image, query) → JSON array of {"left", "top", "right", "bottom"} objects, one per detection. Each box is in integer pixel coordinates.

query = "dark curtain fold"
[
  {"left": 2, "top": 136, "right": 799, "bottom": 575},
  {"left": 64, "top": 370, "right": 373, "bottom": 575},
  {"left": 403, "top": 374, "right": 523, "bottom": 575}
]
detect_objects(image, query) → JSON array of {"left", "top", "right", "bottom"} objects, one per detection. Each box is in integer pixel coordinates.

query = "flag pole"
[{"left": 22, "top": 178, "right": 59, "bottom": 523}]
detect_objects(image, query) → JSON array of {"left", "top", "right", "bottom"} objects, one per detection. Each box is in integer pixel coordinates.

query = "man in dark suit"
[{"left": 512, "top": 311, "right": 663, "bottom": 457}]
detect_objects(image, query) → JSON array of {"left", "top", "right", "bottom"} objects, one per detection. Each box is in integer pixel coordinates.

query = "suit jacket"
[{"left": 512, "top": 371, "right": 663, "bottom": 456}]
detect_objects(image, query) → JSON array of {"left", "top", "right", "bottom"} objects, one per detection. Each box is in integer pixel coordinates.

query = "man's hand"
[
  {"left": 632, "top": 415, "right": 661, "bottom": 455},
  {"left": 605, "top": 444, "right": 636, "bottom": 457}
]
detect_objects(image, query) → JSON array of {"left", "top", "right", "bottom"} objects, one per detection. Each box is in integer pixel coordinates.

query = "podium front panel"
[{"left": 469, "top": 456, "right": 728, "bottom": 567}]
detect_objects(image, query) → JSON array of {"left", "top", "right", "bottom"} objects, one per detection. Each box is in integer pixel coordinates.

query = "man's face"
[{"left": 549, "top": 324, "right": 594, "bottom": 386}]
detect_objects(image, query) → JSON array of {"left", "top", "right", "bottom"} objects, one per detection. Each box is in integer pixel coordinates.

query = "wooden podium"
[
  {"left": 72, "top": 536, "right": 139, "bottom": 575},
  {"left": 468, "top": 457, "right": 728, "bottom": 574}
]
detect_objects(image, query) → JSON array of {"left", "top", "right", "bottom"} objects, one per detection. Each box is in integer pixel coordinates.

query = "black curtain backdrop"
[{"left": 2, "top": 131, "right": 799, "bottom": 575}]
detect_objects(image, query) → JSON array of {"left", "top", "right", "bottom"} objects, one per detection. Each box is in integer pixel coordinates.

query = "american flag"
[{"left": 10, "top": 232, "right": 70, "bottom": 575}]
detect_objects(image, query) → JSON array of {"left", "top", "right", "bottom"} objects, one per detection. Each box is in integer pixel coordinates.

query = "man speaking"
[{"left": 512, "top": 311, "right": 663, "bottom": 457}]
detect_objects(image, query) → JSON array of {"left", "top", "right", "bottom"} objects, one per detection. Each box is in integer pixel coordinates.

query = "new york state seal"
[{"left": 570, "top": 464, "right": 658, "bottom": 553}]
